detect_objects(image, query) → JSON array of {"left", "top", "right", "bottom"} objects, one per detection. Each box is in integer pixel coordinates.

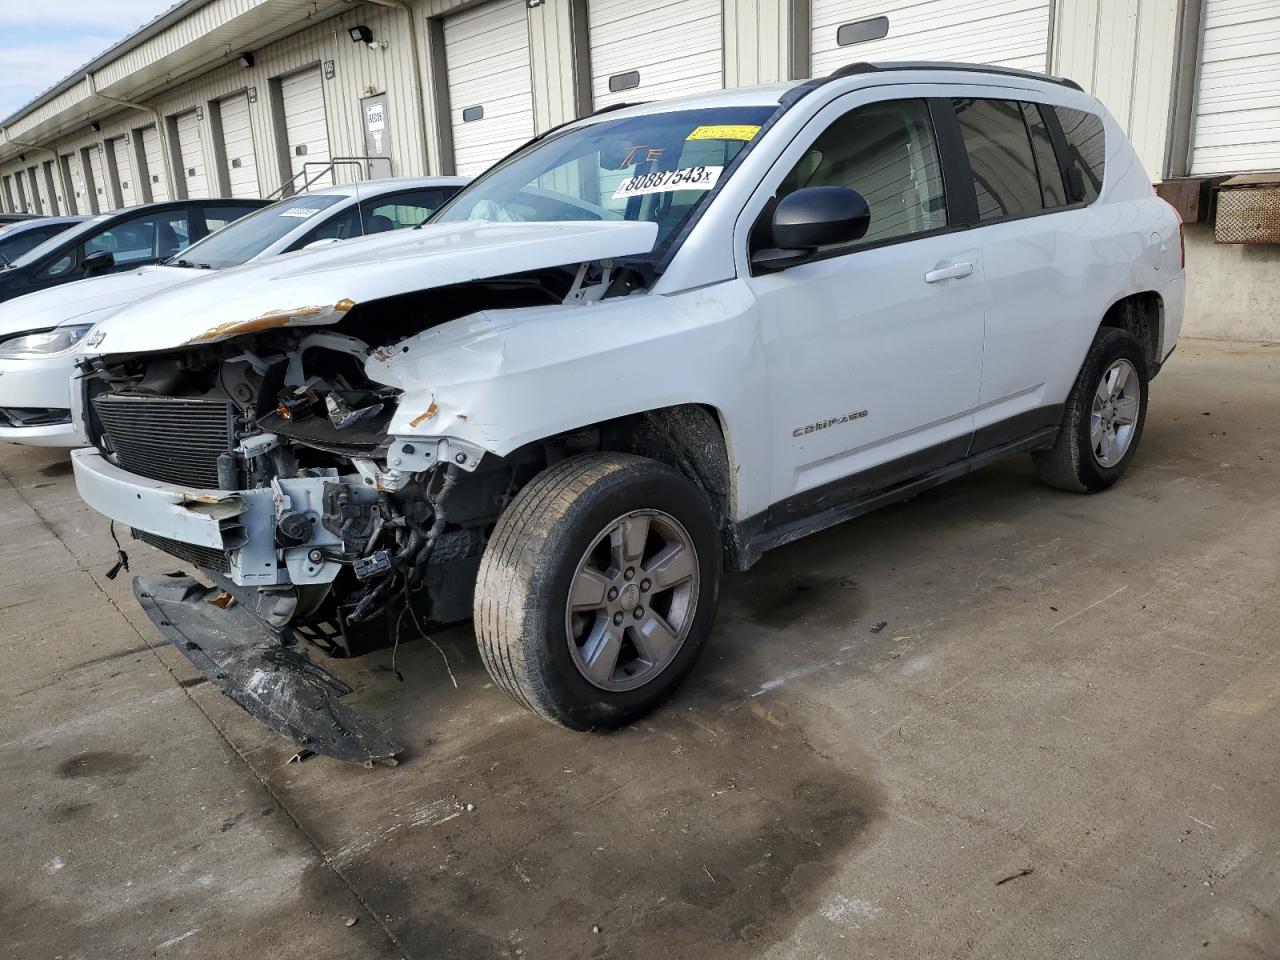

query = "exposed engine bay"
[{"left": 79, "top": 269, "right": 593, "bottom": 657}]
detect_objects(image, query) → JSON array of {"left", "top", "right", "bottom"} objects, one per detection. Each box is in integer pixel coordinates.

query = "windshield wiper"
[{"left": 168, "top": 258, "right": 212, "bottom": 269}]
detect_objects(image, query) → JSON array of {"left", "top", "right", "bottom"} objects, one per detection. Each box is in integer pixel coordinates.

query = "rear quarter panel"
[{"left": 1035, "top": 102, "right": 1184, "bottom": 405}]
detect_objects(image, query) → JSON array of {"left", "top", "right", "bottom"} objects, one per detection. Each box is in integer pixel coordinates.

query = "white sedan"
[{"left": 0, "top": 176, "right": 466, "bottom": 446}]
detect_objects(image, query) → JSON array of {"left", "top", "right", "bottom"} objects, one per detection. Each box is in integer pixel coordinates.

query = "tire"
[
  {"left": 1034, "top": 326, "right": 1149, "bottom": 493},
  {"left": 474, "top": 453, "right": 722, "bottom": 730}
]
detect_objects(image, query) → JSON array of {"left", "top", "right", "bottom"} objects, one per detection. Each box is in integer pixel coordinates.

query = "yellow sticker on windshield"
[{"left": 686, "top": 124, "right": 761, "bottom": 142}]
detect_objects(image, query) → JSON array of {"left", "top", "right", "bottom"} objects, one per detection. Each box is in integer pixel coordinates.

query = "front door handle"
[{"left": 924, "top": 261, "right": 974, "bottom": 283}]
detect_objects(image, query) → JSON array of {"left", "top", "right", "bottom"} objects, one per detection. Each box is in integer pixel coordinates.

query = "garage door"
[
  {"left": 280, "top": 67, "right": 332, "bottom": 188},
  {"left": 140, "top": 125, "right": 169, "bottom": 201},
  {"left": 1190, "top": 0, "right": 1280, "bottom": 175},
  {"left": 26, "top": 168, "right": 45, "bottom": 215},
  {"left": 88, "top": 147, "right": 108, "bottom": 211},
  {"left": 110, "top": 136, "right": 137, "bottom": 208},
  {"left": 42, "top": 160, "right": 62, "bottom": 215},
  {"left": 810, "top": 0, "right": 1052, "bottom": 76},
  {"left": 218, "top": 92, "right": 259, "bottom": 198},
  {"left": 59, "top": 154, "right": 81, "bottom": 214},
  {"left": 588, "top": 0, "right": 723, "bottom": 109},
  {"left": 443, "top": 0, "right": 535, "bottom": 177},
  {"left": 175, "top": 110, "right": 209, "bottom": 199}
]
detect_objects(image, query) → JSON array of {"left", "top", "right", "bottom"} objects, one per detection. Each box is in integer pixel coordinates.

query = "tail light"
[{"left": 1162, "top": 199, "right": 1186, "bottom": 270}]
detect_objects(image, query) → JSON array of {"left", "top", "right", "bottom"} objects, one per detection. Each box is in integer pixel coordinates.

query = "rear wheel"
[
  {"left": 474, "top": 453, "right": 721, "bottom": 730},
  {"left": 1034, "top": 326, "right": 1149, "bottom": 492}
]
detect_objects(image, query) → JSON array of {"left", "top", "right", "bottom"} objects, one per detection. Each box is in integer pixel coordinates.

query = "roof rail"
[{"left": 825, "top": 60, "right": 1084, "bottom": 92}]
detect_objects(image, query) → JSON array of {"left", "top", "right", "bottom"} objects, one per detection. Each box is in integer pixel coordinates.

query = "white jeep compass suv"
[{"left": 71, "top": 62, "right": 1183, "bottom": 763}]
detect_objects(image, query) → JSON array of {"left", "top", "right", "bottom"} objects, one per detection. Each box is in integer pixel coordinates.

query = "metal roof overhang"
[{"left": 0, "top": 0, "right": 349, "bottom": 162}]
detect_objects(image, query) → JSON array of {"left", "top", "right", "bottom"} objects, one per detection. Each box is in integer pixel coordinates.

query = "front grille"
[
  {"left": 93, "top": 394, "right": 234, "bottom": 488},
  {"left": 132, "top": 528, "right": 230, "bottom": 573}
]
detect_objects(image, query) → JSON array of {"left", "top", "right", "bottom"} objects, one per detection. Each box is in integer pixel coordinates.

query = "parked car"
[
  {"left": 0, "top": 198, "right": 267, "bottom": 304},
  {"left": 0, "top": 216, "right": 86, "bottom": 266},
  {"left": 70, "top": 63, "right": 1184, "bottom": 763},
  {"left": 0, "top": 213, "right": 41, "bottom": 225},
  {"left": 0, "top": 179, "right": 464, "bottom": 446}
]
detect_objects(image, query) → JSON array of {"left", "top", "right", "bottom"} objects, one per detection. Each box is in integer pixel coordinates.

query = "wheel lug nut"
[
  {"left": 624, "top": 567, "right": 635, "bottom": 580},
  {"left": 633, "top": 607, "right": 644, "bottom": 620},
  {"left": 640, "top": 579, "right": 651, "bottom": 592},
  {"left": 613, "top": 612, "right": 624, "bottom": 626},
  {"left": 607, "top": 587, "right": 618, "bottom": 601}
]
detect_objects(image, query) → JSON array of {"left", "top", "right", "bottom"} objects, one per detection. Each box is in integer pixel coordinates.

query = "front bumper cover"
[{"left": 135, "top": 573, "right": 401, "bottom": 765}]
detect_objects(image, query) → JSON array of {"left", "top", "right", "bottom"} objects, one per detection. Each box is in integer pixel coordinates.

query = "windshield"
[
  {"left": 173, "top": 194, "right": 347, "bottom": 269},
  {"left": 434, "top": 106, "right": 776, "bottom": 254},
  {"left": 9, "top": 214, "right": 112, "bottom": 269}
]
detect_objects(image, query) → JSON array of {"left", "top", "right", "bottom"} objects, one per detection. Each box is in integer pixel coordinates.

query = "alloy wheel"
[
  {"left": 564, "top": 509, "right": 700, "bottom": 692},
  {"left": 1090, "top": 358, "right": 1141, "bottom": 467}
]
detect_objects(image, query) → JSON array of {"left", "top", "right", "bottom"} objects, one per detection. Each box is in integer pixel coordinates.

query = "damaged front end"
[{"left": 72, "top": 277, "right": 578, "bottom": 763}]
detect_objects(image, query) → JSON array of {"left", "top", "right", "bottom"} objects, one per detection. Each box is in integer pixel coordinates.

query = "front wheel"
[
  {"left": 1034, "top": 326, "right": 1149, "bottom": 492},
  {"left": 474, "top": 453, "right": 721, "bottom": 730}
]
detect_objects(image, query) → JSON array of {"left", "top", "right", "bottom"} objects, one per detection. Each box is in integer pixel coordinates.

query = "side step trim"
[{"left": 733, "top": 426, "right": 1059, "bottom": 569}]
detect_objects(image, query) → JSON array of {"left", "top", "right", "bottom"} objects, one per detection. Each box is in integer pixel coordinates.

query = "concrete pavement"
[{"left": 1, "top": 338, "right": 1276, "bottom": 959}]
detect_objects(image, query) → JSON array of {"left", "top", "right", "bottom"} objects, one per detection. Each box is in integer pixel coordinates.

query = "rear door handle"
[{"left": 924, "top": 261, "right": 974, "bottom": 283}]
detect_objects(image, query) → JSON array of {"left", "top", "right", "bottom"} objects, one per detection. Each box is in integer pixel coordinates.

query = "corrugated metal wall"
[
  {"left": 1052, "top": 0, "right": 1182, "bottom": 180},
  {"left": 725, "top": 0, "right": 797, "bottom": 85},
  {"left": 1, "top": 2, "right": 430, "bottom": 205}
]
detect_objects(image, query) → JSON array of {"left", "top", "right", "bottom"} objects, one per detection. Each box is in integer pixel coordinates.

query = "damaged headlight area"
[
  {"left": 81, "top": 330, "right": 504, "bottom": 638},
  {"left": 76, "top": 330, "right": 515, "bottom": 762}
]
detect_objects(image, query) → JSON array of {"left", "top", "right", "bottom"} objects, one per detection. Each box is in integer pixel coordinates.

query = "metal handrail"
[{"left": 267, "top": 156, "right": 395, "bottom": 200}]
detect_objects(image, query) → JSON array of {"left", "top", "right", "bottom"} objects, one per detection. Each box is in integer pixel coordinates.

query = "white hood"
[
  {"left": 85, "top": 220, "right": 659, "bottom": 356},
  {"left": 0, "top": 266, "right": 192, "bottom": 337}
]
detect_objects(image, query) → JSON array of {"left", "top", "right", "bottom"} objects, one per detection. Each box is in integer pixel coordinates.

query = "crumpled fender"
[{"left": 365, "top": 278, "right": 774, "bottom": 519}]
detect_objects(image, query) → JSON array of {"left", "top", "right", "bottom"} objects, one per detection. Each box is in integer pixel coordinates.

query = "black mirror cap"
[
  {"left": 772, "top": 186, "right": 871, "bottom": 251},
  {"left": 83, "top": 250, "right": 115, "bottom": 272}
]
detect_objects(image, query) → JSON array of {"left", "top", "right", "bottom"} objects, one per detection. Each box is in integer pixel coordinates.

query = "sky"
[{"left": 0, "top": 1, "right": 179, "bottom": 121}]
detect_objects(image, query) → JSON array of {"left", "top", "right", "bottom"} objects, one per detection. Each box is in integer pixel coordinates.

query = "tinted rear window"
[
  {"left": 954, "top": 98, "right": 1043, "bottom": 221},
  {"left": 1055, "top": 107, "right": 1106, "bottom": 204},
  {"left": 1021, "top": 103, "right": 1068, "bottom": 208}
]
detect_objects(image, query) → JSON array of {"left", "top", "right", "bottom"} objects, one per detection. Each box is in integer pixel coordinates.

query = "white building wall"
[{"left": 1052, "top": 0, "right": 1183, "bottom": 180}]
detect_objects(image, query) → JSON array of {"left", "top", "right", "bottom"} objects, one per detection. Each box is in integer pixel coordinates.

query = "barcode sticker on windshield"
[
  {"left": 279, "top": 207, "right": 321, "bottom": 219},
  {"left": 612, "top": 165, "right": 723, "bottom": 200}
]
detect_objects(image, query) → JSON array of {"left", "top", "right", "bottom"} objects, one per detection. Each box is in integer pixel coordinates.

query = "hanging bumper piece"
[{"left": 133, "top": 573, "right": 402, "bottom": 765}]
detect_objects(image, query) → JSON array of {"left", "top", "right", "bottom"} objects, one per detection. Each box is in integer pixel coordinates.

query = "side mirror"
[
  {"left": 752, "top": 186, "right": 871, "bottom": 273},
  {"left": 82, "top": 250, "right": 115, "bottom": 274}
]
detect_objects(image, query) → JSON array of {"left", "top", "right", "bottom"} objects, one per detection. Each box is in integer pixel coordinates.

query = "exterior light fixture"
[
  {"left": 239, "top": 53, "right": 254, "bottom": 69},
  {"left": 349, "top": 25, "right": 374, "bottom": 45}
]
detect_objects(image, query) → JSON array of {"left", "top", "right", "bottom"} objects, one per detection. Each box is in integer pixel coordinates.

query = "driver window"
[
  {"left": 43, "top": 253, "right": 74, "bottom": 278},
  {"left": 303, "top": 207, "right": 362, "bottom": 244},
  {"left": 775, "top": 99, "right": 947, "bottom": 251},
  {"left": 82, "top": 215, "right": 183, "bottom": 267}
]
